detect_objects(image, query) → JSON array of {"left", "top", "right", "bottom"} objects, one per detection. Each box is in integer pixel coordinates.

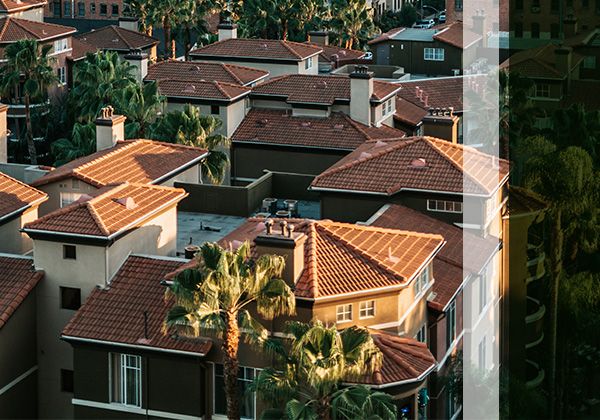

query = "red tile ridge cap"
[
  {"left": 110, "top": 25, "right": 132, "bottom": 49},
  {"left": 304, "top": 222, "right": 319, "bottom": 298},
  {"left": 9, "top": 17, "right": 39, "bottom": 39},
  {"left": 220, "top": 63, "right": 244, "bottom": 85},
  {"left": 342, "top": 113, "right": 372, "bottom": 139},
  {"left": 0, "top": 268, "right": 43, "bottom": 330},
  {"left": 279, "top": 39, "right": 304, "bottom": 59}
]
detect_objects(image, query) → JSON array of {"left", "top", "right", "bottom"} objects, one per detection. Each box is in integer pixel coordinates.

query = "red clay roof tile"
[
  {"left": 0, "top": 255, "right": 43, "bottom": 329},
  {"left": 0, "top": 0, "right": 45, "bottom": 12},
  {"left": 146, "top": 60, "right": 269, "bottom": 86},
  {"left": 305, "top": 42, "right": 366, "bottom": 63},
  {"left": 0, "top": 17, "right": 75, "bottom": 43},
  {"left": 154, "top": 79, "right": 250, "bottom": 101},
  {"left": 0, "top": 171, "right": 47, "bottom": 221},
  {"left": 190, "top": 38, "right": 322, "bottom": 61},
  {"left": 76, "top": 25, "right": 158, "bottom": 51}
]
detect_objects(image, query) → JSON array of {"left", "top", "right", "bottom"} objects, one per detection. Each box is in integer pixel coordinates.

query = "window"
[
  {"left": 214, "top": 364, "right": 256, "bottom": 418},
  {"left": 427, "top": 199, "right": 463, "bottom": 213},
  {"left": 60, "top": 192, "right": 82, "bottom": 207},
  {"left": 531, "top": 23, "right": 540, "bottom": 38},
  {"left": 111, "top": 3, "right": 118, "bottom": 14},
  {"left": 336, "top": 304, "right": 352, "bottom": 323},
  {"left": 211, "top": 105, "right": 219, "bottom": 115},
  {"left": 61, "top": 369, "right": 74, "bottom": 392},
  {"left": 57, "top": 67, "right": 66, "bottom": 85},
  {"left": 78, "top": 1, "right": 85, "bottom": 15},
  {"left": 455, "top": 0, "right": 462, "bottom": 10},
  {"left": 414, "top": 264, "right": 430, "bottom": 296},
  {"left": 415, "top": 324, "right": 426, "bottom": 343},
  {"left": 60, "top": 286, "right": 81, "bottom": 309},
  {"left": 534, "top": 83, "right": 550, "bottom": 98},
  {"left": 551, "top": 23, "right": 560, "bottom": 39},
  {"left": 383, "top": 98, "right": 393, "bottom": 116},
  {"left": 53, "top": 1, "right": 60, "bottom": 16},
  {"left": 478, "top": 336, "right": 486, "bottom": 370},
  {"left": 446, "top": 300, "right": 456, "bottom": 347},
  {"left": 110, "top": 353, "right": 142, "bottom": 407},
  {"left": 584, "top": 56, "right": 597, "bottom": 69},
  {"left": 54, "top": 38, "right": 68, "bottom": 53},
  {"left": 515, "top": 22, "right": 523, "bottom": 38},
  {"left": 90, "top": 2, "right": 96, "bottom": 13},
  {"left": 479, "top": 275, "right": 487, "bottom": 313},
  {"left": 62, "top": 245, "right": 77, "bottom": 260},
  {"left": 305, "top": 56, "right": 313, "bottom": 70},
  {"left": 100, "top": 3, "right": 107, "bottom": 15},
  {"left": 64, "top": 1, "right": 71, "bottom": 16},
  {"left": 359, "top": 300, "right": 375, "bottom": 319},
  {"left": 424, "top": 48, "right": 444, "bottom": 61}
]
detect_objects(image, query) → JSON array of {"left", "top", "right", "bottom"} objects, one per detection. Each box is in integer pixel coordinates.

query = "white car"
[
  {"left": 438, "top": 12, "right": 446, "bottom": 23},
  {"left": 362, "top": 51, "right": 373, "bottom": 60},
  {"left": 413, "top": 19, "right": 435, "bottom": 29}
]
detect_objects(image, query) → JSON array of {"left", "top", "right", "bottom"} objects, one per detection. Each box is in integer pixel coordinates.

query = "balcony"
[
  {"left": 525, "top": 296, "right": 545, "bottom": 349},
  {"left": 525, "top": 359, "right": 545, "bottom": 388},
  {"left": 6, "top": 100, "right": 50, "bottom": 118},
  {"left": 526, "top": 241, "right": 545, "bottom": 285}
]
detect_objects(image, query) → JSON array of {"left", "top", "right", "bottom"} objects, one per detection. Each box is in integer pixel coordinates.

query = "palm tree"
[
  {"left": 148, "top": 0, "right": 193, "bottom": 59},
  {"left": 329, "top": 0, "right": 377, "bottom": 49},
  {"left": 0, "top": 39, "right": 57, "bottom": 164},
  {"left": 551, "top": 104, "right": 600, "bottom": 164},
  {"left": 164, "top": 241, "right": 296, "bottom": 420},
  {"left": 114, "top": 81, "right": 164, "bottom": 138},
  {"left": 149, "top": 104, "right": 230, "bottom": 184},
  {"left": 238, "top": 0, "right": 277, "bottom": 39},
  {"left": 126, "top": 0, "right": 153, "bottom": 35},
  {"left": 51, "top": 122, "right": 96, "bottom": 165},
  {"left": 253, "top": 321, "right": 395, "bottom": 420}
]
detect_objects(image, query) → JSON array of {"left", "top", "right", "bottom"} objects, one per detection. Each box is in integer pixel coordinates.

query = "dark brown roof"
[
  {"left": 69, "top": 37, "right": 98, "bottom": 61},
  {"left": 31, "top": 139, "right": 207, "bottom": 188},
  {"left": 62, "top": 255, "right": 213, "bottom": 355},
  {"left": 146, "top": 60, "right": 269, "bottom": 86},
  {"left": 508, "top": 186, "right": 547, "bottom": 216},
  {"left": 232, "top": 109, "right": 405, "bottom": 150},
  {"left": 251, "top": 74, "right": 400, "bottom": 105},
  {"left": 0, "top": 171, "right": 47, "bottom": 221},
  {"left": 394, "top": 97, "right": 428, "bottom": 127},
  {"left": 0, "top": 255, "right": 43, "bottom": 329},
  {"left": 190, "top": 38, "right": 322, "bottom": 61},
  {"left": 370, "top": 204, "right": 500, "bottom": 310},
  {"left": 0, "top": 17, "right": 75, "bottom": 43},
  {"left": 500, "top": 44, "right": 584, "bottom": 80},
  {"left": 24, "top": 183, "right": 187, "bottom": 238},
  {"left": 76, "top": 25, "right": 158, "bottom": 52},
  {"left": 0, "top": 0, "right": 45, "bottom": 13},
  {"left": 305, "top": 42, "right": 365, "bottom": 63},
  {"left": 155, "top": 79, "right": 250, "bottom": 101},
  {"left": 311, "top": 137, "right": 510, "bottom": 196}
]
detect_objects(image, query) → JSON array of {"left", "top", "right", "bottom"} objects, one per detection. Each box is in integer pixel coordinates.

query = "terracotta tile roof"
[
  {"left": 433, "top": 22, "right": 482, "bottom": 49},
  {"left": 69, "top": 37, "right": 98, "bottom": 61},
  {"left": 0, "top": 171, "right": 47, "bottom": 221},
  {"left": 368, "top": 22, "right": 480, "bottom": 49},
  {"left": 351, "top": 330, "right": 436, "bottom": 386},
  {"left": 62, "top": 255, "right": 212, "bottom": 355},
  {"left": 368, "top": 27, "right": 406, "bottom": 46},
  {"left": 154, "top": 79, "right": 250, "bottom": 101},
  {"left": 394, "top": 97, "right": 428, "bottom": 127},
  {"left": 0, "top": 17, "right": 75, "bottom": 43},
  {"left": 23, "top": 183, "right": 187, "bottom": 238},
  {"left": 370, "top": 204, "right": 499, "bottom": 310},
  {"left": 30, "top": 139, "right": 208, "bottom": 188},
  {"left": 146, "top": 60, "right": 269, "bottom": 86},
  {"left": 311, "top": 137, "right": 510, "bottom": 196},
  {"left": 304, "top": 42, "right": 365, "bottom": 63},
  {"left": 232, "top": 109, "right": 405, "bottom": 150},
  {"left": 76, "top": 25, "right": 158, "bottom": 52},
  {"left": 190, "top": 38, "right": 322, "bottom": 61},
  {"left": 201, "top": 218, "right": 444, "bottom": 300},
  {"left": 251, "top": 74, "right": 400, "bottom": 105},
  {"left": 499, "top": 44, "right": 584, "bottom": 80},
  {"left": 508, "top": 186, "right": 547, "bottom": 216},
  {"left": 0, "top": 255, "right": 43, "bottom": 329},
  {"left": 0, "top": 0, "right": 45, "bottom": 12}
]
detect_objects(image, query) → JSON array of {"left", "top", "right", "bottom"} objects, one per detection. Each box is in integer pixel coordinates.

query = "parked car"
[
  {"left": 413, "top": 19, "right": 435, "bottom": 29},
  {"left": 438, "top": 12, "right": 446, "bottom": 23},
  {"left": 363, "top": 51, "right": 373, "bottom": 60}
]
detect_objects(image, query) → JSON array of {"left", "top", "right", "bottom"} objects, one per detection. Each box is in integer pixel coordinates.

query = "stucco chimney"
[
  {"left": 0, "top": 104, "right": 7, "bottom": 164},
  {"left": 472, "top": 10, "right": 486, "bottom": 47},
  {"left": 118, "top": 16, "right": 139, "bottom": 32},
  {"left": 308, "top": 30, "right": 329, "bottom": 46},
  {"left": 124, "top": 48, "right": 148, "bottom": 83},
  {"left": 254, "top": 219, "right": 306, "bottom": 287},
  {"left": 217, "top": 18, "right": 237, "bottom": 42},
  {"left": 95, "top": 106, "right": 126, "bottom": 151},
  {"left": 350, "top": 65, "right": 374, "bottom": 127}
]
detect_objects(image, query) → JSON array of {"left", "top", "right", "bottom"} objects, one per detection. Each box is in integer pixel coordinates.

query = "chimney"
[
  {"left": 472, "top": 10, "right": 486, "bottom": 47},
  {"left": 254, "top": 219, "right": 307, "bottom": 287},
  {"left": 422, "top": 107, "right": 460, "bottom": 143},
  {"left": 217, "top": 18, "right": 237, "bottom": 42},
  {"left": 0, "top": 104, "right": 7, "bottom": 164},
  {"left": 95, "top": 106, "right": 126, "bottom": 151},
  {"left": 563, "top": 14, "right": 578, "bottom": 38},
  {"left": 118, "top": 16, "right": 139, "bottom": 32},
  {"left": 124, "top": 48, "right": 149, "bottom": 83},
  {"left": 555, "top": 46, "right": 573, "bottom": 89},
  {"left": 308, "top": 30, "right": 329, "bottom": 46},
  {"left": 349, "top": 65, "right": 374, "bottom": 127}
]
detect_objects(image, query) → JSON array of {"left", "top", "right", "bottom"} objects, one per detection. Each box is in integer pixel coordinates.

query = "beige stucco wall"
[
  {"left": 0, "top": 207, "right": 39, "bottom": 254},
  {"left": 190, "top": 58, "right": 308, "bottom": 79}
]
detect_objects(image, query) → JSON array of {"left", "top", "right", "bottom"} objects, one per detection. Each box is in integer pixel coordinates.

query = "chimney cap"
[
  {"left": 350, "top": 64, "right": 373, "bottom": 79},
  {"left": 95, "top": 106, "right": 127, "bottom": 125},
  {"left": 217, "top": 17, "right": 237, "bottom": 30}
]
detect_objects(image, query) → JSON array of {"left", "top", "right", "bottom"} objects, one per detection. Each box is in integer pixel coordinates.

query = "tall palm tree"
[
  {"left": 149, "top": 104, "right": 230, "bottom": 184},
  {"left": 253, "top": 321, "right": 394, "bottom": 420},
  {"left": 114, "top": 81, "right": 164, "bottom": 138},
  {"left": 51, "top": 122, "right": 96, "bottom": 165},
  {"left": 329, "top": 0, "right": 377, "bottom": 49},
  {"left": 0, "top": 39, "right": 57, "bottom": 164},
  {"left": 164, "top": 241, "right": 296, "bottom": 420},
  {"left": 551, "top": 104, "right": 600, "bottom": 164},
  {"left": 148, "top": 0, "right": 193, "bottom": 59}
]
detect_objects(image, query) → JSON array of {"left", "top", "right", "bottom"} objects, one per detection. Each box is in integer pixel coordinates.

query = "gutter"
[
  {"left": 61, "top": 335, "right": 209, "bottom": 357},
  {"left": 0, "top": 195, "right": 47, "bottom": 224},
  {"left": 344, "top": 362, "right": 436, "bottom": 389},
  {"left": 151, "top": 151, "right": 209, "bottom": 185}
]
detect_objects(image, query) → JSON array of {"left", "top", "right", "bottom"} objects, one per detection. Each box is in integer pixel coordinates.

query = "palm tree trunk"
[
  {"left": 548, "top": 207, "right": 563, "bottom": 419},
  {"left": 316, "top": 396, "right": 331, "bottom": 420},
  {"left": 184, "top": 25, "right": 191, "bottom": 61},
  {"left": 24, "top": 94, "right": 37, "bottom": 165},
  {"left": 164, "top": 20, "right": 172, "bottom": 60},
  {"left": 223, "top": 310, "right": 240, "bottom": 420},
  {"left": 171, "top": 39, "right": 176, "bottom": 59}
]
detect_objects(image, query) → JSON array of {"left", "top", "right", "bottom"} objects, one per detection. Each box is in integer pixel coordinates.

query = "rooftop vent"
[
  {"left": 183, "top": 84, "right": 196, "bottom": 92},
  {"left": 257, "top": 118, "right": 269, "bottom": 126},
  {"left": 410, "top": 158, "right": 428, "bottom": 168},
  {"left": 115, "top": 196, "right": 137, "bottom": 209},
  {"left": 301, "top": 122, "right": 311, "bottom": 127},
  {"left": 334, "top": 124, "right": 345, "bottom": 129},
  {"left": 359, "top": 152, "right": 372, "bottom": 159},
  {"left": 112, "top": 38, "right": 120, "bottom": 43}
]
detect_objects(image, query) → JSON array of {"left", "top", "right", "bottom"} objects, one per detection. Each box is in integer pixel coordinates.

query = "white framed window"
[
  {"left": 414, "top": 264, "right": 430, "bottom": 296},
  {"left": 584, "top": 56, "right": 597, "bottom": 69},
  {"left": 214, "top": 364, "right": 256, "bottom": 419},
  {"left": 336, "top": 304, "right": 352, "bottom": 323},
  {"left": 446, "top": 300, "right": 456, "bottom": 347},
  {"left": 382, "top": 98, "right": 393, "bottom": 116},
  {"left": 359, "top": 300, "right": 375, "bottom": 319},
  {"left": 424, "top": 47, "right": 445, "bottom": 61},
  {"left": 57, "top": 67, "right": 66, "bottom": 85},
  {"left": 415, "top": 324, "right": 427, "bottom": 343},
  {"left": 478, "top": 336, "right": 486, "bottom": 370},
  {"left": 60, "top": 192, "right": 82, "bottom": 207},
  {"left": 110, "top": 353, "right": 142, "bottom": 407},
  {"left": 54, "top": 38, "right": 68, "bottom": 53},
  {"left": 534, "top": 83, "right": 550, "bottom": 98},
  {"left": 427, "top": 199, "right": 463, "bottom": 214},
  {"left": 305, "top": 56, "right": 313, "bottom": 70}
]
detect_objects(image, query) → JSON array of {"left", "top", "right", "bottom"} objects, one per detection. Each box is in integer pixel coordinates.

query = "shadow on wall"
[{"left": 175, "top": 171, "right": 319, "bottom": 217}]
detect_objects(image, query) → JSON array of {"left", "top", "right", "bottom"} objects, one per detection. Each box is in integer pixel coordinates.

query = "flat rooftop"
[{"left": 390, "top": 28, "right": 436, "bottom": 42}]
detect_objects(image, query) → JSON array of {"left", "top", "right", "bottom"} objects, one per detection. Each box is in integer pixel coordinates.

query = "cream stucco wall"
[
  {"left": 0, "top": 207, "right": 39, "bottom": 254},
  {"left": 190, "top": 58, "right": 315, "bottom": 79}
]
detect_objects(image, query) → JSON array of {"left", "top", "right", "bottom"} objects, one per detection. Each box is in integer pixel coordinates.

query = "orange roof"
[
  {"left": 190, "top": 38, "right": 322, "bottom": 61},
  {"left": 209, "top": 218, "right": 444, "bottom": 300},
  {"left": 23, "top": 183, "right": 187, "bottom": 238},
  {"left": 76, "top": 25, "right": 158, "bottom": 52},
  {"left": 0, "top": 255, "right": 43, "bottom": 329},
  {"left": 62, "top": 255, "right": 212, "bottom": 355},
  {"left": 0, "top": 0, "right": 45, "bottom": 12},
  {"left": 311, "top": 137, "right": 510, "bottom": 196},
  {"left": 0, "top": 171, "right": 47, "bottom": 221},
  {"left": 146, "top": 60, "right": 269, "bottom": 86},
  {"left": 31, "top": 139, "right": 207, "bottom": 188},
  {"left": 0, "top": 17, "right": 75, "bottom": 43}
]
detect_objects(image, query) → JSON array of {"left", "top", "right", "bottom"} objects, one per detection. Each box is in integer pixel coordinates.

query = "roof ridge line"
[
  {"left": 111, "top": 25, "right": 132, "bottom": 49},
  {"left": 279, "top": 39, "right": 303, "bottom": 59},
  {"left": 343, "top": 114, "right": 372, "bottom": 139},
  {"left": 305, "top": 222, "right": 319, "bottom": 298},
  {"left": 212, "top": 80, "right": 231, "bottom": 98},
  {"left": 0, "top": 171, "right": 46, "bottom": 197},
  {"left": 10, "top": 16, "right": 39, "bottom": 38},
  {"left": 85, "top": 200, "right": 111, "bottom": 236},
  {"left": 320, "top": 219, "right": 445, "bottom": 240},
  {"left": 220, "top": 63, "right": 244, "bottom": 85}
]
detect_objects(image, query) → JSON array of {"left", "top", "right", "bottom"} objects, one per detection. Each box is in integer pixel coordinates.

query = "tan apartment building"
[
  {"left": 0, "top": 0, "right": 46, "bottom": 20},
  {"left": 22, "top": 182, "right": 188, "bottom": 418}
]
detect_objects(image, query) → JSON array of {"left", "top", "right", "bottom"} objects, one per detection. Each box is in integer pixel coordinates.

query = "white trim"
[
  {"left": 132, "top": 253, "right": 189, "bottom": 262},
  {"left": 151, "top": 152, "right": 209, "bottom": 185},
  {"left": 311, "top": 184, "right": 501, "bottom": 198},
  {"left": 0, "top": 365, "right": 37, "bottom": 396},
  {"left": 72, "top": 399, "right": 203, "bottom": 420},
  {"left": 0, "top": 252, "right": 33, "bottom": 260},
  {"left": 363, "top": 204, "right": 391, "bottom": 225},
  {"left": 61, "top": 335, "right": 209, "bottom": 357},
  {"left": 346, "top": 362, "right": 436, "bottom": 388}
]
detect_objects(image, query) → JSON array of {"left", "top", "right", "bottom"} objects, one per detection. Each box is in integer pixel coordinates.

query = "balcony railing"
[
  {"left": 525, "top": 296, "right": 545, "bottom": 349},
  {"left": 6, "top": 100, "right": 51, "bottom": 118},
  {"left": 525, "top": 359, "right": 545, "bottom": 389},
  {"left": 526, "top": 241, "right": 546, "bottom": 284}
]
